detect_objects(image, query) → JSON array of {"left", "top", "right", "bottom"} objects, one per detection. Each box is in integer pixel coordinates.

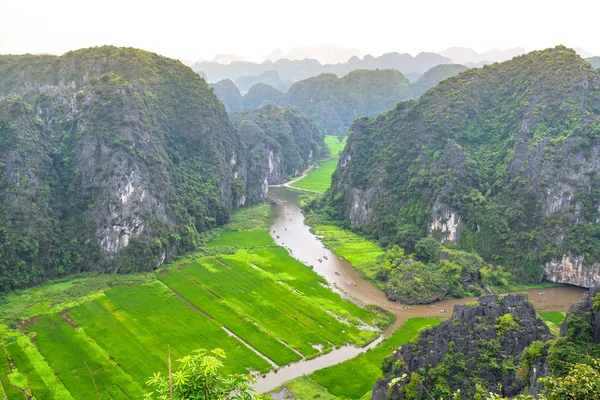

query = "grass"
[
  {"left": 540, "top": 311, "right": 565, "bottom": 325},
  {"left": 0, "top": 346, "right": 26, "bottom": 399},
  {"left": 488, "top": 281, "right": 563, "bottom": 294},
  {"left": 291, "top": 159, "right": 339, "bottom": 192},
  {"left": 309, "top": 318, "right": 441, "bottom": 399},
  {"left": 291, "top": 136, "right": 347, "bottom": 193},
  {"left": 206, "top": 230, "right": 275, "bottom": 247},
  {"left": 0, "top": 273, "right": 155, "bottom": 326},
  {"left": 5, "top": 342, "right": 51, "bottom": 399},
  {"left": 325, "top": 136, "right": 347, "bottom": 158},
  {"left": 180, "top": 250, "right": 381, "bottom": 358},
  {"left": 270, "top": 375, "right": 339, "bottom": 400},
  {"left": 311, "top": 224, "right": 384, "bottom": 285}
]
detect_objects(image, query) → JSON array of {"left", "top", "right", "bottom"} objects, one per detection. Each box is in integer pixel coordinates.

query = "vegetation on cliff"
[
  {"left": 373, "top": 295, "right": 553, "bottom": 399},
  {"left": 233, "top": 105, "right": 326, "bottom": 184},
  {"left": 281, "top": 69, "right": 412, "bottom": 136},
  {"left": 0, "top": 46, "right": 269, "bottom": 291},
  {"left": 319, "top": 46, "right": 600, "bottom": 287},
  {"left": 409, "top": 63, "right": 468, "bottom": 98},
  {"left": 210, "top": 79, "right": 244, "bottom": 113}
]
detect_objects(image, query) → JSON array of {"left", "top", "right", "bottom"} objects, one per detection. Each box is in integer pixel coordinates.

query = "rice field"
[
  {"left": 291, "top": 136, "right": 346, "bottom": 193},
  {"left": 312, "top": 224, "right": 384, "bottom": 285},
  {"left": 270, "top": 318, "right": 442, "bottom": 399},
  {"left": 0, "top": 205, "right": 387, "bottom": 399},
  {"left": 325, "top": 136, "right": 347, "bottom": 158}
]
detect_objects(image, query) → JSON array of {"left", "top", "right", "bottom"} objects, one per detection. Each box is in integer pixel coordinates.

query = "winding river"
[{"left": 254, "top": 187, "right": 587, "bottom": 392}]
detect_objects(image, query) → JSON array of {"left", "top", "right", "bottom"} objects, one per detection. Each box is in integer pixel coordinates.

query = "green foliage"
[
  {"left": 235, "top": 105, "right": 326, "bottom": 183},
  {"left": 284, "top": 69, "right": 412, "bottom": 136},
  {"left": 145, "top": 348, "right": 258, "bottom": 400},
  {"left": 593, "top": 293, "right": 600, "bottom": 311},
  {"left": 322, "top": 46, "right": 600, "bottom": 283},
  {"left": 481, "top": 266, "right": 512, "bottom": 287},
  {"left": 0, "top": 46, "right": 262, "bottom": 291},
  {"left": 411, "top": 64, "right": 469, "bottom": 98},
  {"left": 539, "top": 359, "right": 600, "bottom": 400},
  {"left": 495, "top": 314, "right": 518, "bottom": 336},
  {"left": 414, "top": 237, "right": 441, "bottom": 263}
]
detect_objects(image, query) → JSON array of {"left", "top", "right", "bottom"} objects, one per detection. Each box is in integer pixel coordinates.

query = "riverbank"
[{"left": 263, "top": 186, "right": 588, "bottom": 397}]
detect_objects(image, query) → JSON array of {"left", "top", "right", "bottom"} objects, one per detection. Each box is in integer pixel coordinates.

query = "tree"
[
  {"left": 145, "top": 348, "right": 258, "bottom": 400},
  {"left": 539, "top": 359, "right": 600, "bottom": 400},
  {"left": 414, "top": 237, "right": 441, "bottom": 264},
  {"left": 593, "top": 292, "right": 600, "bottom": 311}
]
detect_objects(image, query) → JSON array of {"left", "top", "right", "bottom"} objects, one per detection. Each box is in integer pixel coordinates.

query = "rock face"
[
  {"left": 373, "top": 295, "right": 552, "bottom": 399},
  {"left": 0, "top": 47, "right": 266, "bottom": 290},
  {"left": 543, "top": 255, "right": 600, "bottom": 288},
  {"left": 210, "top": 79, "right": 244, "bottom": 113},
  {"left": 561, "top": 285, "right": 600, "bottom": 344},
  {"left": 325, "top": 47, "right": 600, "bottom": 286},
  {"left": 234, "top": 105, "right": 325, "bottom": 185},
  {"left": 281, "top": 69, "right": 412, "bottom": 136}
]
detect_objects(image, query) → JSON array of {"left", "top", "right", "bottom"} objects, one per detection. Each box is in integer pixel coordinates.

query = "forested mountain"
[
  {"left": 243, "top": 83, "right": 284, "bottom": 110},
  {"left": 281, "top": 69, "right": 412, "bottom": 136},
  {"left": 234, "top": 105, "right": 325, "bottom": 185},
  {"left": 210, "top": 79, "right": 244, "bottom": 113},
  {"left": 0, "top": 46, "right": 313, "bottom": 291},
  {"left": 320, "top": 46, "right": 600, "bottom": 287},
  {"left": 410, "top": 64, "right": 468, "bottom": 98}
]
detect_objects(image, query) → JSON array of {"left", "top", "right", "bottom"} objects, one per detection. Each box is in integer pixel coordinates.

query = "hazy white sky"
[{"left": 1, "top": 0, "right": 598, "bottom": 61}]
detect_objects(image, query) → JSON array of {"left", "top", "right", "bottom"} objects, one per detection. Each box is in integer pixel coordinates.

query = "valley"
[{"left": 0, "top": 136, "right": 590, "bottom": 400}]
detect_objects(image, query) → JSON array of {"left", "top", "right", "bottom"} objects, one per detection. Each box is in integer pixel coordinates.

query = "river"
[{"left": 254, "top": 187, "right": 587, "bottom": 392}]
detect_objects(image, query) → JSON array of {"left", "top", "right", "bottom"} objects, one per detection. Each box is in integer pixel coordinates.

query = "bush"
[{"left": 414, "top": 237, "right": 441, "bottom": 264}]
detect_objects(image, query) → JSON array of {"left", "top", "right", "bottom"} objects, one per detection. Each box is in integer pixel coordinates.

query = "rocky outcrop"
[
  {"left": 429, "top": 202, "right": 461, "bottom": 243},
  {"left": 281, "top": 69, "right": 412, "bottom": 136},
  {"left": 234, "top": 105, "right": 325, "bottom": 186},
  {"left": 543, "top": 254, "right": 600, "bottom": 288},
  {"left": 210, "top": 79, "right": 244, "bottom": 113},
  {"left": 243, "top": 83, "right": 283, "bottom": 110},
  {"left": 561, "top": 285, "right": 600, "bottom": 344},
  {"left": 373, "top": 295, "right": 552, "bottom": 400},
  {"left": 325, "top": 47, "right": 600, "bottom": 285},
  {"left": 0, "top": 46, "right": 268, "bottom": 290}
]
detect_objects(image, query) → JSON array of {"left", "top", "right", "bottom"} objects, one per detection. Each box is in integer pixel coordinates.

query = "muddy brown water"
[{"left": 254, "top": 187, "right": 587, "bottom": 393}]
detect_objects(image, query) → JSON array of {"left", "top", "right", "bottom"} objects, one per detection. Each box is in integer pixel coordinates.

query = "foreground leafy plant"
[{"left": 145, "top": 348, "right": 258, "bottom": 400}]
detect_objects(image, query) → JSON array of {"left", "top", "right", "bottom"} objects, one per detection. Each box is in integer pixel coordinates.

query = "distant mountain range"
[
  {"left": 193, "top": 52, "right": 452, "bottom": 84},
  {"left": 195, "top": 46, "right": 597, "bottom": 89}
]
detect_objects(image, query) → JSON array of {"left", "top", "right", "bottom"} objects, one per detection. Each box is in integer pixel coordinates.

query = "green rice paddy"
[
  {"left": 291, "top": 136, "right": 346, "bottom": 193},
  {"left": 312, "top": 224, "right": 384, "bottom": 286},
  {"left": 0, "top": 203, "right": 388, "bottom": 399},
  {"left": 271, "top": 318, "right": 442, "bottom": 399}
]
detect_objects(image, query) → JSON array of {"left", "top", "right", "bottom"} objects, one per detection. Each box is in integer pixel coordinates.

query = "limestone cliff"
[
  {"left": 0, "top": 47, "right": 266, "bottom": 290},
  {"left": 234, "top": 105, "right": 325, "bottom": 185},
  {"left": 372, "top": 295, "right": 552, "bottom": 399},
  {"left": 324, "top": 46, "right": 600, "bottom": 286}
]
